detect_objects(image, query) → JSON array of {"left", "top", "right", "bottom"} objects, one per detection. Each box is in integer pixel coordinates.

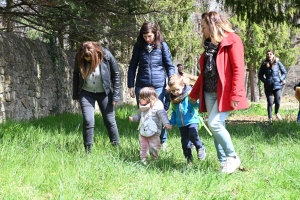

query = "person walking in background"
[
  {"left": 259, "top": 50, "right": 287, "bottom": 125},
  {"left": 168, "top": 74, "right": 206, "bottom": 164},
  {"left": 177, "top": 63, "right": 184, "bottom": 76},
  {"left": 129, "top": 87, "right": 172, "bottom": 165},
  {"left": 73, "top": 41, "right": 121, "bottom": 153},
  {"left": 177, "top": 63, "right": 190, "bottom": 85},
  {"left": 189, "top": 11, "right": 249, "bottom": 174},
  {"left": 294, "top": 82, "right": 300, "bottom": 123},
  {"left": 127, "top": 21, "right": 175, "bottom": 152}
]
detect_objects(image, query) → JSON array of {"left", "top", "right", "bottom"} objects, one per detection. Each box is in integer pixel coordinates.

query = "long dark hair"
[
  {"left": 137, "top": 22, "right": 163, "bottom": 48},
  {"left": 77, "top": 41, "right": 103, "bottom": 79},
  {"left": 265, "top": 49, "right": 276, "bottom": 68}
]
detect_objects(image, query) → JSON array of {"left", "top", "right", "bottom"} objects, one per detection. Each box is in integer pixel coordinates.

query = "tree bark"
[{"left": 248, "top": 65, "right": 260, "bottom": 102}]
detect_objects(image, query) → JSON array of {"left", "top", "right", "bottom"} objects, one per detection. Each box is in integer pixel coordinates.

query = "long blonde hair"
[
  {"left": 77, "top": 41, "right": 104, "bottom": 79},
  {"left": 201, "top": 11, "right": 234, "bottom": 45}
]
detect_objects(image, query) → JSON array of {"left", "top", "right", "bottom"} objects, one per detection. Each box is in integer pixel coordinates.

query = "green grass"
[{"left": 0, "top": 103, "right": 300, "bottom": 199}]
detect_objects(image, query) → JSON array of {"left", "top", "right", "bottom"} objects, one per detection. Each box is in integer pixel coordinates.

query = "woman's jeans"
[
  {"left": 264, "top": 88, "right": 282, "bottom": 119},
  {"left": 204, "top": 92, "right": 236, "bottom": 163},
  {"left": 79, "top": 90, "right": 120, "bottom": 147},
  {"left": 135, "top": 87, "right": 167, "bottom": 143}
]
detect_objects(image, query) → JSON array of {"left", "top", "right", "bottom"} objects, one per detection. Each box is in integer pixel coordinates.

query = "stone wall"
[{"left": 0, "top": 32, "right": 134, "bottom": 122}]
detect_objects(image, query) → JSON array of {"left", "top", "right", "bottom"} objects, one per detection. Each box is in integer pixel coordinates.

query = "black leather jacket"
[
  {"left": 258, "top": 59, "right": 287, "bottom": 90},
  {"left": 72, "top": 48, "right": 121, "bottom": 101}
]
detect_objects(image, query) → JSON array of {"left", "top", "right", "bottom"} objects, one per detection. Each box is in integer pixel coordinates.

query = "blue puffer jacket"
[
  {"left": 258, "top": 59, "right": 287, "bottom": 90},
  {"left": 127, "top": 41, "right": 175, "bottom": 89}
]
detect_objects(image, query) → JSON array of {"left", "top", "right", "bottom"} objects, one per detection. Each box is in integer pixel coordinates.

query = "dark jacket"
[
  {"left": 258, "top": 58, "right": 287, "bottom": 90},
  {"left": 72, "top": 48, "right": 121, "bottom": 101},
  {"left": 127, "top": 41, "right": 175, "bottom": 89}
]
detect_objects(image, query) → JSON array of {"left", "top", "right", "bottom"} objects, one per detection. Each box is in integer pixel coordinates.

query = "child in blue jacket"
[{"left": 168, "top": 74, "right": 206, "bottom": 164}]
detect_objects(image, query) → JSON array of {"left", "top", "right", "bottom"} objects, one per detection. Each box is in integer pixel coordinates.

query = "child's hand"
[
  {"left": 129, "top": 116, "right": 134, "bottom": 122},
  {"left": 189, "top": 96, "right": 197, "bottom": 104},
  {"left": 164, "top": 124, "right": 172, "bottom": 130}
]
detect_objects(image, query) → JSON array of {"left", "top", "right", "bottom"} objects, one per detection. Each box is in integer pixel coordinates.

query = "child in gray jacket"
[{"left": 129, "top": 87, "right": 172, "bottom": 165}]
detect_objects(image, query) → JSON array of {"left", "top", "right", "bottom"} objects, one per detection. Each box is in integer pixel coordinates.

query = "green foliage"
[
  {"left": 220, "top": 0, "right": 300, "bottom": 27},
  {"left": 0, "top": 0, "right": 202, "bottom": 66},
  {"left": 230, "top": 16, "right": 299, "bottom": 70}
]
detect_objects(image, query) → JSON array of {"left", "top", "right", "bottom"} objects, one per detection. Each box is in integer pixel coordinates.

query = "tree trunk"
[
  {"left": 3, "top": 0, "right": 14, "bottom": 32},
  {"left": 248, "top": 65, "right": 260, "bottom": 102}
]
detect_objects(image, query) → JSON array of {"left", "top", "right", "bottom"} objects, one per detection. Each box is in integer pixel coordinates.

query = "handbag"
[{"left": 295, "top": 87, "right": 300, "bottom": 102}]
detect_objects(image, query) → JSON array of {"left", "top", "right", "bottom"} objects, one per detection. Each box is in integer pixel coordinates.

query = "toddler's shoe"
[
  {"left": 186, "top": 157, "right": 193, "bottom": 165},
  {"left": 190, "top": 143, "right": 195, "bottom": 149},
  {"left": 141, "top": 158, "right": 147, "bottom": 165},
  {"left": 161, "top": 142, "right": 167, "bottom": 152},
  {"left": 197, "top": 146, "right": 206, "bottom": 160}
]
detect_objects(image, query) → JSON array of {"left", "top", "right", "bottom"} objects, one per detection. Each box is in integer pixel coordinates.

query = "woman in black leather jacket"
[
  {"left": 73, "top": 41, "right": 121, "bottom": 152},
  {"left": 258, "top": 50, "right": 287, "bottom": 124}
]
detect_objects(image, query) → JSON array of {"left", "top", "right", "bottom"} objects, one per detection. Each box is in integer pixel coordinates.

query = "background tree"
[
  {"left": 219, "top": 0, "right": 300, "bottom": 27},
  {"left": 230, "top": 16, "right": 299, "bottom": 102},
  {"left": 0, "top": 0, "right": 202, "bottom": 66}
]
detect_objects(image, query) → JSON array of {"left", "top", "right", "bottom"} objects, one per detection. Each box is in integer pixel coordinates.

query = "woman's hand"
[
  {"left": 112, "top": 101, "right": 117, "bottom": 106},
  {"left": 129, "top": 87, "right": 135, "bottom": 98},
  {"left": 230, "top": 100, "right": 239, "bottom": 108}
]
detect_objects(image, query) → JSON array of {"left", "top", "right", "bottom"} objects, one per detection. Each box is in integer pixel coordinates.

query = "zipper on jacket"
[
  {"left": 179, "top": 103, "right": 185, "bottom": 126},
  {"left": 149, "top": 52, "right": 152, "bottom": 86}
]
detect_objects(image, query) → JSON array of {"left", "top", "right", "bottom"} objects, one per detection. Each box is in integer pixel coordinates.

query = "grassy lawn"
[{"left": 0, "top": 102, "right": 299, "bottom": 199}]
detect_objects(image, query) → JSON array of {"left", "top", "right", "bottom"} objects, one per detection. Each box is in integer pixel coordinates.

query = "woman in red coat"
[{"left": 189, "top": 11, "right": 249, "bottom": 174}]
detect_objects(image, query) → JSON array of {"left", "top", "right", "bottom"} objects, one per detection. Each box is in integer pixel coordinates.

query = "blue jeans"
[
  {"left": 79, "top": 90, "right": 120, "bottom": 147},
  {"left": 135, "top": 87, "right": 167, "bottom": 143},
  {"left": 204, "top": 92, "right": 236, "bottom": 163}
]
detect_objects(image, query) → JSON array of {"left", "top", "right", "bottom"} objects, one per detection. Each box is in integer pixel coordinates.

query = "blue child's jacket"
[{"left": 169, "top": 85, "right": 200, "bottom": 127}]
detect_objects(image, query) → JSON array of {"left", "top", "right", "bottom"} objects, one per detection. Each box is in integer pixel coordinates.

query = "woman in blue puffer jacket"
[
  {"left": 259, "top": 50, "right": 287, "bottom": 124},
  {"left": 128, "top": 22, "right": 175, "bottom": 150}
]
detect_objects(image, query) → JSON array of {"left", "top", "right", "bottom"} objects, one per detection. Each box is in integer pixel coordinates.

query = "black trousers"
[
  {"left": 79, "top": 90, "right": 120, "bottom": 147},
  {"left": 264, "top": 88, "right": 282, "bottom": 119},
  {"left": 179, "top": 123, "right": 203, "bottom": 159}
]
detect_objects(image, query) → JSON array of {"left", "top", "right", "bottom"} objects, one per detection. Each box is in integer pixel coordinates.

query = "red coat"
[{"left": 190, "top": 32, "right": 249, "bottom": 112}]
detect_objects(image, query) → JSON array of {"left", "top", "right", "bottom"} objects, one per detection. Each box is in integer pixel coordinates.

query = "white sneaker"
[
  {"left": 141, "top": 159, "right": 147, "bottom": 165},
  {"left": 219, "top": 162, "right": 227, "bottom": 173},
  {"left": 161, "top": 143, "right": 167, "bottom": 152},
  {"left": 224, "top": 156, "right": 241, "bottom": 174},
  {"left": 276, "top": 113, "right": 282, "bottom": 120}
]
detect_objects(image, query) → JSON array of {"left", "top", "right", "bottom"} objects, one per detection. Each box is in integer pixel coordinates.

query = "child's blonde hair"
[
  {"left": 168, "top": 74, "right": 184, "bottom": 88},
  {"left": 139, "top": 87, "right": 158, "bottom": 107}
]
